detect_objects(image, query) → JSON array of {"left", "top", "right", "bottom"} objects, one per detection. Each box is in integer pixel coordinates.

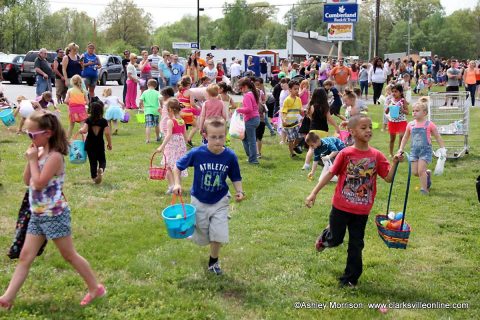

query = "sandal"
[
  {"left": 80, "top": 284, "right": 106, "bottom": 306},
  {"left": 0, "top": 299, "right": 13, "bottom": 310}
]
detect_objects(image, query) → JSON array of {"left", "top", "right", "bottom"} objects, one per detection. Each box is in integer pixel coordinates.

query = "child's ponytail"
[{"left": 29, "top": 111, "right": 69, "bottom": 155}]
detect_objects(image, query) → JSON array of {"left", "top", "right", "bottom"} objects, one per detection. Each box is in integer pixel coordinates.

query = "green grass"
[{"left": 0, "top": 104, "right": 479, "bottom": 319}]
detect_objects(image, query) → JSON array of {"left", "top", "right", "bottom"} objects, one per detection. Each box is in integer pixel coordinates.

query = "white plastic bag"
[
  {"left": 319, "top": 159, "right": 337, "bottom": 182},
  {"left": 228, "top": 110, "right": 245, "bottom": 139},
  {"left": 433, "top": 147, "right": 447, "bottom": 176},
  {"left": 405, "top": 89, "right": 412, "bottom": 103},
  {"left": 222, "top": 75, "right": 231, "bottom": 86}
]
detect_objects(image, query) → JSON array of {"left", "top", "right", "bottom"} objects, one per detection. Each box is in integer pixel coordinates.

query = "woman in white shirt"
[
  {"left": 125, "top": 53, "right": 139, "bottom": 109},
  {"left": 369, "top": 57, "right": 387, "bottom": 104}
]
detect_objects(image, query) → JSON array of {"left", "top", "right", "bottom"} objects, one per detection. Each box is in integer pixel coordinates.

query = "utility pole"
[
  {"left": 197, "top": 0, "right": 204, "bottom": 50},
  {"left": 368, "top": 19, "right": 372, "bottom": 61},
  {"left": 374, "top": 0, "right": 380, "bottom": 58},
  {"left": 407, "top": 6, "right": 411, "bottom": 58},
  {"left": 290, "top": 4, "right": 295, "bottom": 60}
]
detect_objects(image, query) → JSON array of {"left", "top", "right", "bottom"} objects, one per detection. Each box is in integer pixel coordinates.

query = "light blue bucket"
[
  {"left": 389, "top": 105, "right": 400, "bottom": 119},
  {"left": 0, "top": 108, "right": 15, "bottom": 126},
  {"left": 162, "top": 196, "right": 196, "bottom": 239},
  {"left": 69, "top": 134, "right": 86, "bottom": 164}
]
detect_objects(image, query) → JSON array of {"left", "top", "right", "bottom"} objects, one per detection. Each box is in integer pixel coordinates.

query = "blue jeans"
[
  {"left": 466, "top": 84, "right": 476, "bottom": 106},
  {"left": 242, "top": 116, "right": 260, "bottom": 163},
  {"left": 36, "top": 75, "right": 52, "bottom": 97},
  {"left": 359, "top": 80, "right": 368, "bottom": 96},
  {"left": 264, "top": 114, "right": 275, "bottom": 134}
]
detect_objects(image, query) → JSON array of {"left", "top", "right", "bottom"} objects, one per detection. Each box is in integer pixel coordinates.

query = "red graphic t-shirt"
[{"left": 329, "top": 146, "right": 391, "bottom": 215}]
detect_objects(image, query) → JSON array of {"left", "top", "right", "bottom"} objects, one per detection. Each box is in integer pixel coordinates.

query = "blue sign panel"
[{"left": 323, "top": 4, "right": 359, "bottom": 23}]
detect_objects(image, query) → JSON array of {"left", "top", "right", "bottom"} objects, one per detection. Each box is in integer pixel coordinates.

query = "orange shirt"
[
  {"left": 464, "top": 68, "right": 477, "bottom": 85},
  {"left": 196, "top": 58, "right": 207, "bottom": 78},
  {"left": 330, "top": 66, "right": 351, "bottom": 85}
]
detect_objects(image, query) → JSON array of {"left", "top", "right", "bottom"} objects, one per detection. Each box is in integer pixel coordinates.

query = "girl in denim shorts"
[
  {"left": 398, "top": 97, "right": 445, "bottom": 195},
  {"left": 0, "top": 111, "right": 105, "bottom": 310}
]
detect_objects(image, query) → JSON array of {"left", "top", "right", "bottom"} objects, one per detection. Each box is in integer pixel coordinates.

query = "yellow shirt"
[{"left": 281, "top": 95, "right": 302, "bottom": 126}]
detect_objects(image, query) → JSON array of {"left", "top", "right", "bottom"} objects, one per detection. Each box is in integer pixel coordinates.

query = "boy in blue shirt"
[
  {"left": 173, "top": 117, "right": 245, "bottom": 275},
  {"left": 305, "top": 132, "right": 346, "bottom": 179}
]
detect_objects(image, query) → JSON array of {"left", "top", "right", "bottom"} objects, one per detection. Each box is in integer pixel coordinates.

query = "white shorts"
[{"left": 191, "top": 194, "right": 230, "bottom": 246}]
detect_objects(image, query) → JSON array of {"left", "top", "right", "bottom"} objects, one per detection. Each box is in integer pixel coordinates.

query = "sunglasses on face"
[{"left": 26, "top": 130, "right": 46, "bottom": 139}]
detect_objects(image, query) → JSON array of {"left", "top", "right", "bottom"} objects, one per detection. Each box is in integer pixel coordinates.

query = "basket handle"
[
  {"left": 386, "top": 152, "right": 411, "bottom": 230},
  {"left": 171, "top": 194, "right": 187, "bottom": 219},
  {"left": 150, "top": 151, "right": 167, "bottom": 170}
]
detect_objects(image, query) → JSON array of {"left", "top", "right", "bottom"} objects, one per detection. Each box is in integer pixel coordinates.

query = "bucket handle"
[
  {"left": 150, "top": 151, "right": 167, "bottom": 170},
  {"left": 386, "top": 152, "right": 411, "bottom": 230},
  {"left": 71, "top": 132, "right": 85, "bottom": 142},
  {"left": 171, "top": 194, "right": 187, "bottom": 220}
]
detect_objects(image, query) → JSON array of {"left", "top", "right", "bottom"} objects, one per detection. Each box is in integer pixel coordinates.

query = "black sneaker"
[
  {"left": 187, "top": 140, "right": 194, "bottom": 148},
  {"left": 293, "top": 146, "right": 303, "bottom": 154},
  {"left": 290, "top": 153, "right": 297, "bottom": 158},
  {"left": 208, "top": 262, "right": 223, "bottom": 275},
  {"left": 476, "top": 176, "right": 480, "bottom": 203}
]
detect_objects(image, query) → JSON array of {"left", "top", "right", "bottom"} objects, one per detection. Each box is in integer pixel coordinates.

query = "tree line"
[{"left": 0, "top": 0, "right": 479, "bottom": 59}]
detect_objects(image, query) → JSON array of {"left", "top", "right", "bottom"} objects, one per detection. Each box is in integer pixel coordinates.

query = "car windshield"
[{"left": 98, "top": 55, "right": 108, "bottom": 65}]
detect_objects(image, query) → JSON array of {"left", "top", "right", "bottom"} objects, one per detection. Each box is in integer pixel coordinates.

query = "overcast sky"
[{"left": 49, "top": 0, "right": 476, "bottom": 27}]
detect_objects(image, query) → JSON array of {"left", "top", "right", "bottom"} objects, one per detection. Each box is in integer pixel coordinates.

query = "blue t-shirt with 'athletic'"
[{"left": 176, "top": 145, "right": 242, "bottom": 204}]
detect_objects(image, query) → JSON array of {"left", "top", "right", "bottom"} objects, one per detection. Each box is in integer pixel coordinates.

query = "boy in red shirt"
[{"left": 305, "top": 114, "right": 403, "bottom": 287}]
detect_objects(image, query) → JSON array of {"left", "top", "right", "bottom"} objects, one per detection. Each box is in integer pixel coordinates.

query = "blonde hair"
[
  {"left": 67, "top": 42, "right": 79, "bottom": 52},
  {"left": 16, "top": 95, "right": 27, "bottom": 103},
  {"left": 300, "top": 79, "right": 309, "bottom": 89},
  {"left": 71, "top": 75, "right": 84, "bottom": 91},
  {"left": 129, "top": 53, "right": 137, "bottom": 59},
  {"left": 141, "top": 50, "right": 148, "bottom": 56},
  {"left": 414, "top": 96, "right": 429, "bottom": 113},
  {"left": 102, "top": 87, "right": 112, "bottom": 97},
  {"left": 206, "top": 84, "right": 219, "bottom": 97}
]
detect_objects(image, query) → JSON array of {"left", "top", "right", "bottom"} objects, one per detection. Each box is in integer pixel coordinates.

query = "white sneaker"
[{"left": 302, "top": 164, "right": 311, "bottom": 170}]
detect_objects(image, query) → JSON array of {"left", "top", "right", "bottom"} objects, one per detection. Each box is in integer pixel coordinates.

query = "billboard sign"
[
  {"left": 323, "top": 4, "right": 359, "bottom": 23},
  {"left": 327, "top": 23, "right": 354, "bottom": 41}
]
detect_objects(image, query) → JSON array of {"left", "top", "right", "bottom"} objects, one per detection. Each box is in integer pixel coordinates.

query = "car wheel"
[
  {"left": 117, "top": 72, "right": 125, "bottom": 85},
  {"left": 15, "top": 73, "right": 22, "bottom": 84},
  {"left": 100, "top": 72, "right": 107, "bottom": 86},
  {"left": 27, "top": 78, "right": 35, "bottom": 86}
]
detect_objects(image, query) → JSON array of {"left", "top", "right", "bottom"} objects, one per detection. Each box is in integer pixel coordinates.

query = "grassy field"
[{"left": 0, "top": 102, "right": 479, "bottom": 320}]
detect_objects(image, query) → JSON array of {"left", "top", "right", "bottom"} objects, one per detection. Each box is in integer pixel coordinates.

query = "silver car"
[{"left": 97, "top": 54, "right": 124, "bottom": 85}]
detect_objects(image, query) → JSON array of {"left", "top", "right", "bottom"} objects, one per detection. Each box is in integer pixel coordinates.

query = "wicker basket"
[{"left": 149, "top": 152, "right": 167, "bottom": 180}]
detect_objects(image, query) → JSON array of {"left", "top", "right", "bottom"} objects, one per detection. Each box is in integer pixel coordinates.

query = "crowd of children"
[{"left": 0, "top": 53, "right": 457, "bottom": 311}]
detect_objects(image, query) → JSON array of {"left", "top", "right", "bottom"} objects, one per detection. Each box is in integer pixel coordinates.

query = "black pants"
[
  {"left": 86, "top": 148, "right": 106, "bottom": 179},
  {"left": 320, "top": 206, "right": 369, "bottom": 285},
  {"left": 372, "top": 82, "right": 384, "bottom": 104},
  {"left": 123, "top": 82, "right": 128, "bottom": 103}
]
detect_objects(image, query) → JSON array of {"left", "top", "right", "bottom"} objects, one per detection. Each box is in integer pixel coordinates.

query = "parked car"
[
  {"left": 97, "top": 54, "right": 124, "bottom": 85},
  {"left": 1, "top": 54, "right": 25, "bottom": 84},
  {"left": 21, "top": 50, "right": 57, "bottom": 86}
]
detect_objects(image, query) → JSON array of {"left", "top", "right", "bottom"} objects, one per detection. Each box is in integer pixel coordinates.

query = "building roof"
[{"left": 293, "top": 36, "right": 337, "bottom": 57}]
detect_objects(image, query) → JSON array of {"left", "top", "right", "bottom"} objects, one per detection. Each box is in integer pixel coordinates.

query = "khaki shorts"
[{"left": 191, "top": 195, "right": 230, "bottom": 246}]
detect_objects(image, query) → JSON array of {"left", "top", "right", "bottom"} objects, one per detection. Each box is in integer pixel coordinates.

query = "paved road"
[
  {"left": 1, "top": 81, "right": 125, "bottom": 105},
  {"left": 2, "top": 80, "right": 426, "bottom": 107}
]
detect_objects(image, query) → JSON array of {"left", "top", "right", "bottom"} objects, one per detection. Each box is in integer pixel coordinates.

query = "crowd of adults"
[{"left": 18, "top": 41, "right": 480, "bottom": 109}]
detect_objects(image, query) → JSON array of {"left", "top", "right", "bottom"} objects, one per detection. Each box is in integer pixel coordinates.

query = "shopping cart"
[{"left": 428, "top": 92, "right": 470, "bottom": 158}]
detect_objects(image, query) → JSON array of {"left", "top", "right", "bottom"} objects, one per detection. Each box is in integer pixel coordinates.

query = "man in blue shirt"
[
  {"left": 170, "top": 54, "right": 185, "bottom": 89},
  {"left": 173, "top": 117, "right": 244, "bottom": 275}
]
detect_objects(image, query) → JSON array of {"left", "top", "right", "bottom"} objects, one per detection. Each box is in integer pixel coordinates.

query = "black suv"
[
  {"left": 21, "top": 50, "right": 57, "bottom": 86},
  {"left": 1, "top": 54, "right": 25, "bottom": 84}
]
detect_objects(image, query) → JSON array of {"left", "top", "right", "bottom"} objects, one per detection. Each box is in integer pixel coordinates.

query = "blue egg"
[{"left": 395, "top": 212, "right": 404, "bottom": 220}]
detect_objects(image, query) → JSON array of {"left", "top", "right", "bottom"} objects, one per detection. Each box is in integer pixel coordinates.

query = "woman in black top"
[
  {"left": 79, "top": 101, "right": 112, "bottom": 184},
  {"left": 302, "top": 88, "right": 341, "bottom": 170},
  {"left": 62, "top": 43, "right": 83, "bottom": 88},
  {"left": 53, "top": 48, "right": 67, "bottom": 103}
]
